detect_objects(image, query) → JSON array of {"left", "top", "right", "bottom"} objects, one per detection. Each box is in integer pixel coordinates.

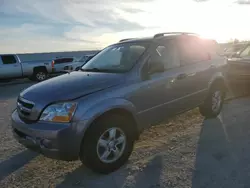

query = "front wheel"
[
  {"left": 80, "top": 114, "right": 135, "bottom": 174},
  {"left": 199, "top": 82, "right": 226, "bottom": 118}
]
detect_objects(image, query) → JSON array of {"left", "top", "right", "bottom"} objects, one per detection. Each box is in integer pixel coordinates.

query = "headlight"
[{"left": 40, "top": 102, "right": 77, "bottom": 123}]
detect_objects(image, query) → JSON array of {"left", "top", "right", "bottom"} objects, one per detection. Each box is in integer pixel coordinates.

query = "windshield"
[{"left": 81, "top": 42, "right": 148, "bottom": 73}]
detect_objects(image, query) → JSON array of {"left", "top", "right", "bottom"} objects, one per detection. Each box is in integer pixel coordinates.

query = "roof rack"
[
  {"left": 154, "top": 32, "right": 199, "bottom": 38},
  {"left": 119, "top": 38, "right": 136, "bottom": 42}
]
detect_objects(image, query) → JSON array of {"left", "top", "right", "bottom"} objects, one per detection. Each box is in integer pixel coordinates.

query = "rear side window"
[
  {"left": 201, "top": 39, "right": 222, "bottom": 55},
  {"left": 54, "top": 58, "right": 74, "bottom": 64},
  {"left": 1, "top": 55, "right": 17, "bottom": 64},
  {"left": 178, "top": 37, "right": 209, "bottom": 65}
]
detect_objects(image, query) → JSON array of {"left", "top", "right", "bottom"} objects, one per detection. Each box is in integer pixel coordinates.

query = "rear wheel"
[
  {"left": 33, "top": 69, "right": 47, "bottom": 82},
  {"left": 199, "top": 82, "right": 226, "bottom": 118},
  {"left": 80, "top": 114, "right": 135, "bottom": 174}
]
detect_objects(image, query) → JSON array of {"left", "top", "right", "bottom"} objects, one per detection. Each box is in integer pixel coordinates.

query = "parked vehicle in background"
[
  {"left": 12, "top": 32, "right": 227, "bottom": 174},
  {"left": 73, "top": 54, "right": 96, "bottom": 71},
  {"left": 51, "top": 54, "right": 98, "bottom": 73},
  {"left": 51, "top": 57, "right": 74, "bottom": 74},
  {"left": 223, "top": 43, "right": 248, "bottom": 58},
  {"left": 0, "top": 54, "right": 52, "bottom": 82},
  {"left": 227, "top": 44, "right": 250, "bottom": 84}
]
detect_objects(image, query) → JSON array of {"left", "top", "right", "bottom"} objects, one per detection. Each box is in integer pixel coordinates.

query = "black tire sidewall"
[
  {"left": 200, "top": 83, "right": 225, "bottom": 118},
  {"left": 80, "top": 114, "right": 135, "bottom": 174}
]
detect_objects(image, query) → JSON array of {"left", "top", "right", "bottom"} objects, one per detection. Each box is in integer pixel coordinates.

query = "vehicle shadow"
[
  {"left": 57, "top": 155, "right": 163, "bottom": 188},
  {"left": 0, "top": 150, "right": 38, "bottom": 182},
  {"left": 192, "top": 100, "right": 250, "bottom": 188},
  {"left": 0, "top": 82, "right": 33, "bottom": 100}
]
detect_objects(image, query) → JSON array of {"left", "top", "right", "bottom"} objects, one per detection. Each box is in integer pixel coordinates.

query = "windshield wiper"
[{"left": 81, "top": 68, "right": 101, "bottom": 72}]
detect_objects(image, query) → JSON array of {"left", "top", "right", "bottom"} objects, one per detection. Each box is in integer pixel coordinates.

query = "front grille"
[
  {"left": 17, "top": 97, "right": 34, "bottom": 119},
  {"left": 17, "top": 98, "right": 34, "bottom": 109}
]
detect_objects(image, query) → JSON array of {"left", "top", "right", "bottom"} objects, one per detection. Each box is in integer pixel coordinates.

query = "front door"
[
  {"left": 134, "top": 39, "right": 185, "bottom": 127},
  {"left": 0, "top": 55, "right": 22, "bottom": 79}
]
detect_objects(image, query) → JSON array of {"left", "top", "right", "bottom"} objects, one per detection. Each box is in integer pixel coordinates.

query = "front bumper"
[{"left": 11, "top": 109, "right": 81, "bottom": 161}]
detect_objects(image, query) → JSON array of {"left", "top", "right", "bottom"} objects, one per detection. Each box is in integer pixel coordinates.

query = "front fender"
[
  {"left": 80, "top": 98, "right": 137, "bottom": 123},
  {"left": 72, "top": 98, "right": 138, "bottom": 152},
  {"left": 74, "top": 98, "right": 138, "bottom": 145}
]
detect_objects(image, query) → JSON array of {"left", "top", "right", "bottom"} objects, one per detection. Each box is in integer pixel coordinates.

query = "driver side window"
[{"left": 147, "top": 41, "right": 180, "bottom": 76}]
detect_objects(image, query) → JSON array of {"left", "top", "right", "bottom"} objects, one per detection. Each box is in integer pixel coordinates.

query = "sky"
[{"left": 0, "top": 0, "right": 250, "bottom": 54}]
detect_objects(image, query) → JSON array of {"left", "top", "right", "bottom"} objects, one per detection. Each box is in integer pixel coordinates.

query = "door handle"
[{"left": 176, "top": 73, "right": 187, "bottom": 80}]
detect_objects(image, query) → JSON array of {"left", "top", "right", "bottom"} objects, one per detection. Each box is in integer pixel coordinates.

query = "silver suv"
[{"left": 11, "top": 32, "right": 227, "bottom": 174}]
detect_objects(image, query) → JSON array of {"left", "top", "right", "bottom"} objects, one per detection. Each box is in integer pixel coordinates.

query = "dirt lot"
[{"left": 1, "top": 81, "right": 250, "bottom": 188}]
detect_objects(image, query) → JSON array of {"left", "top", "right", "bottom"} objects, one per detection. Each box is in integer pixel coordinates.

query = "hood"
[{"left": 20, "top": 71, "right": 124, "bottom": 105}]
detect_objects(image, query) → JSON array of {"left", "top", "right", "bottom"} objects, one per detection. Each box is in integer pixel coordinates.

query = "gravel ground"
[{"left": 1, "top": 81, "right": 250, "bottom": 188}]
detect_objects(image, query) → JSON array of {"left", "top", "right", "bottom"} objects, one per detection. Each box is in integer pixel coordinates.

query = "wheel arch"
[
  {"left": 77, "top": 99, "right": 140, "bottom": 154},
  {"left": 208, "top": 73, "right": 227, "bottom": 92},
  {"left": 33, "top": 66, "right": 48, "bottom": 73}
]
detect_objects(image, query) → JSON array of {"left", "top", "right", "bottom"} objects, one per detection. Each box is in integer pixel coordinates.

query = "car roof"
[{"left": 117, "top": 32, "right": 200, "bottom": 44}]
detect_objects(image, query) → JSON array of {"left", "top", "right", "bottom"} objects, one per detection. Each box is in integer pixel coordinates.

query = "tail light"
[{"left": 52, "top": 60, "right": 55, "bottom": 68}]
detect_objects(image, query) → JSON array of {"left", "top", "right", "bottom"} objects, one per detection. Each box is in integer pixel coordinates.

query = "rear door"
[
  {"left": 171, "top": 36, "right": 217, "bottom": 110},
  {"left": 0, "top": 55, "right": 22, "bottom": 79}
]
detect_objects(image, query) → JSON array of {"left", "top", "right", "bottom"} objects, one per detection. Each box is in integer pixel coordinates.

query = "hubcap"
[
  {"left": 36, "top": 72, "right": 46, "bottom": 81},
  {"left": 97, "top": 127, "right": 126, "bottom": 164},
  {"left": 212, "top": 91, "right": 222, "bottom": 112}
]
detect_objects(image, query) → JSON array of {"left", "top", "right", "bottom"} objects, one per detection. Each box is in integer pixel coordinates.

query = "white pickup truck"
[{"left": 0, "top": 54, "right": 53, "bottom": 82}]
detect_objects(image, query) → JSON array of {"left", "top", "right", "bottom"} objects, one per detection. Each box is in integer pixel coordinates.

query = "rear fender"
[{"left": 208, "top": 72, "right": 227, "bottom": 92}]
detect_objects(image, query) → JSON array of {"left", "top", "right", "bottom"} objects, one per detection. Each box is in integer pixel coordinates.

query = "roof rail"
[
  {"left": 119, "top": 38, "right": 136, "bottom": 42},
  {"left": 154, "top": 32, "right": 199, "bottom": 38}
]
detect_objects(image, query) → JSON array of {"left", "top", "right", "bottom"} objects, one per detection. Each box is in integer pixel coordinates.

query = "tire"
[
  {"left": 80, "top": 114, "right": 135, "bottom": 174},
  {"left": 33, "top": 69, "right": 47, "bottom": 82},
  {"left": 199, "top": 82, "right": 226, "bottom": 118}
]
